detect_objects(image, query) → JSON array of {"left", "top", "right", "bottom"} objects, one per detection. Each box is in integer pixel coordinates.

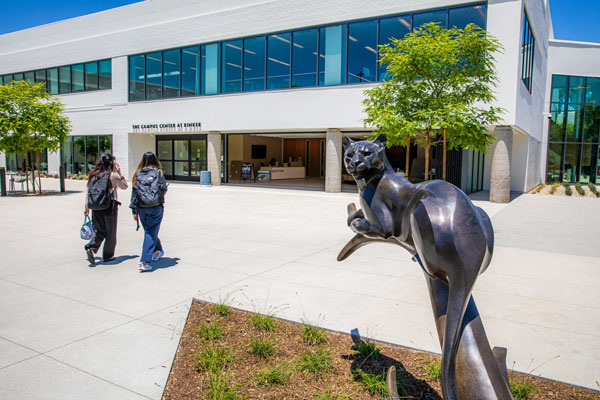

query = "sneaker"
[
  {"left": 151, "top": 250, "right": 164, "bottom": 262},
  {"left": 86, "top": 248, "right": 96, "bottom": 264},
  {"left": 138, "top": 262, "right": 152, "bottom": 272}
]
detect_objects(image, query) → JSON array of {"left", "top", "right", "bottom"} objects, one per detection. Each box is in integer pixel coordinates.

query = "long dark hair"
[
  {"left": 132, "top": 152, "right": 162, "bottom": 188},
  {"left": 87, "top": 153, "right": 116, "bottom": 187}
]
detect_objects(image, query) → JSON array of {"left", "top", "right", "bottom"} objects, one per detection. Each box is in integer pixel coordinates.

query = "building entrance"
[{"left": 156, "top": 135, "right": 207, "bottom": 181}]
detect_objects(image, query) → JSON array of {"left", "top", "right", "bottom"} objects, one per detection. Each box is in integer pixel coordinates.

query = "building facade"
[{"left": 1, "top": 0, "right": 597, "bottom": 192}]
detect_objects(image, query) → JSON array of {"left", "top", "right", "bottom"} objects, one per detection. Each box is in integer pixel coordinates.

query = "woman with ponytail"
[{"left": 84, "top": 153, "right": 128, "bottom": 264}]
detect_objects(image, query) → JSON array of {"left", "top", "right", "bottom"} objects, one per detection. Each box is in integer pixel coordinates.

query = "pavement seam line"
[
  {"left": 0, "top": 279, "right": 139, "bottom": 320},
  {"left": 41, "top": 354, "right": 154, "bottom": 400}
]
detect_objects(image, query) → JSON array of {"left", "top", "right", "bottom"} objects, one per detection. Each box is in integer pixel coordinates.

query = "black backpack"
[
  {"left": 87, "top": 173, "right": 112, "bottom": 210},
  {"left": 135, "top": 168, "right": 167, "bottom": 208}
]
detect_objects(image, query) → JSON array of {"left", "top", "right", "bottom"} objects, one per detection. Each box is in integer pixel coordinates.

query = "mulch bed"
[{"left": 163, "top": 300, "right": 599, "bottom": 400}]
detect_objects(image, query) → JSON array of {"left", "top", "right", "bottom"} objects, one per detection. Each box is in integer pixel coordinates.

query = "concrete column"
[
  {"left": 207, "top": 132, "right": 222, "bottom": 186},
  {"left": 0, "top": 151, "right": 6, "bottom": 169},
  {"left": 325, "top": 129, "right": 342, "bottom": 193},
  {"left": 489, "top": 127, "right": 513, "bottom": 203},
  {"left": 47, "top": 151, "right": 60, "bottom": 176}
]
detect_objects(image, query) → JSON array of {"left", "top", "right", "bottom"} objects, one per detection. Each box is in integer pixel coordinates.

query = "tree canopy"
[
  {"left": 0, "top": 80, "right": 71, "bottom": 192},
  {"left": 363, "top": 22, "right": 505, "bottom": 180}
]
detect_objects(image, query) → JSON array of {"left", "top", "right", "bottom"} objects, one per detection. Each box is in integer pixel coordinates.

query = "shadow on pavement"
[
  {"left": 148, "top": 257, "right": 180, "bottom": 271},
  {"left": 101, "top": 255, "right": 139, "bottom": 265}
]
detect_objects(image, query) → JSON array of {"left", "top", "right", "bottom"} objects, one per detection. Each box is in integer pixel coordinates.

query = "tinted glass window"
[
  {"left": 163, "top": 49, "right": 181, "bottom": 98},
  {"left": 546, "top": 143, "right": 563, "bottom": 182},
  {"left": 549, "top": 103, "right": 566, "bottom": 142},
  {"left": 59, "top": 66, "right": 71, "bottom": 94},
  {"left": 222, "top": 40, "right": 242, "bottom": 93},
  {"left": 551, "top": 75, "right": 568, "bottom": 103},
  {"left": 182, "top": 46, "right": 199, "bottom": 96},
  {"left": 566, "top": 104, "right": 584, "bottom": 142},
  {"left": 201, "top": 43, "right": 220, "bottom": 95},
  {"left": 413, "top": 9, "right": 447, "bottom": 30},
  {"left": 379, "top": 15, "right": 411, "bottom": 81},
  {"left": 14, "top": 73, "right": 24, "bottom": 82},
  {"left": 319, "top": 24, "right": 346, "bottom": 86},
  {"left": 449, "top": 4, "right": 486, "bottom": 29},
  {"left": 292, "top": 28, "right": 317, "bottom": 88},
  {"left": 24, "top": 72, "right": 35, "bottom": 83},
  {"left": 86, "top": 136, "right": 99, "bottom": 173},
  {"left": 71, "top": 64, "right": 84, "bottom": 92},
  {"left": 586, "top": 77, "right": 600, "bottom": 104},
  {"left": 84, "top": 62, "right": 98, "bottom": 91},
  {"left": 569, "top": 76, "right": 586, "bottom": 104},
  {"left": 98, "top": 60, "right": 111, "bottom": 89},
  {"left": 244, "top": 36, "right": 266, "bottom": 91},
  {"left": 2, "top": 75, "right": 11, "bottom": 84},
  {"left": 99, "top": 135, "right": 112, "bottom": 154},
  {"left": 146, "top": 52, "right": 162, "bottom": 100},
  {"left": 47, "top": 68, "right": 58, "bottom": 94},
  {"left": 583, "top": 106, "right": 598, "bottom": 143},
  {"left": 129, "top": 55, "right": 145, "bottom": 101},
  {"left": 35, "top": 70, "right": 46, "bottom": 83},
  {"left": 267, "top": 33, "right": 291, "bottom": 90},
  {"left": 563, "top": 143, "right": 579, "bottom": 182},
  {"left": 347, "top": 20, "right": 377, "bottom": 84},
  {"left": 35, "top": 70, "right": 46, "bottom": 91}
]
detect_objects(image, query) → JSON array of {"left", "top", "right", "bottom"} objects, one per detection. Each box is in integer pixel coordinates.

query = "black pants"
[{"left": 85, "top": 201, "right": 119, "bottom": 259}]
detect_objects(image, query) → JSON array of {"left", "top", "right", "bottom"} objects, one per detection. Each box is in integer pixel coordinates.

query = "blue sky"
[{"left": 0, "top": 0, "right": 598, "bottom": 42}]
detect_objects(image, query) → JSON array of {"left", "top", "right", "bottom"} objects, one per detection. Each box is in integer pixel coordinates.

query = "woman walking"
[
  {"left": 84, "top": 153, "right": 128, "bottom": 264},
  {"left": 130, "top": 152, "right": 168, "bottom": 272}
]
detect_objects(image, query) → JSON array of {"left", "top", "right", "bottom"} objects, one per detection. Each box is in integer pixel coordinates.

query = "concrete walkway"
[{"left": 0, "top": 179, "right": 598, "bottom": 399}]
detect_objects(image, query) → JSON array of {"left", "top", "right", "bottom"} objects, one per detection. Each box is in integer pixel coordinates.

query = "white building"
[{"left": 0, "top": 0, "right": 598, "bottom": 193}]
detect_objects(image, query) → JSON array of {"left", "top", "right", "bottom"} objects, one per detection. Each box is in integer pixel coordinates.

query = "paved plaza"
[{"left": 0, "top": 178, "right": 599, "bottom": 399}]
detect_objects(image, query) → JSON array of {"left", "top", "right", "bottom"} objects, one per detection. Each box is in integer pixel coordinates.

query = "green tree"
[
  {"left": 0, "top": 80, "right": 71, "bottom": 193},
  {"left": 363, "top": 22, "right": 505, "bottom": 180}
]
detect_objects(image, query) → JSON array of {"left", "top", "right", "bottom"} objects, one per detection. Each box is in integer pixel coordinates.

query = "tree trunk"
[
  {"left": 405, "top": 136, "right": 410, "bottom": 176},
  {"left": 443, "top": 129, "right": 447, "bottom": 181},
  {"left": 31, "top": 152, "right": 37, "bottom": 194},
  {"left": 36, "top": 150, "right": 42, "bottom": 194},
  {"left": 25, "top": 152, "right": 31, "bottom": 193},
  {"left": 424, "top": 135, "right": 430, "bottom": 181}
]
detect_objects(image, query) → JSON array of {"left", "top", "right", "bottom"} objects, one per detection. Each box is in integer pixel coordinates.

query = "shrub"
[
  {"left": 587, "top": 182, "right": 600, "bottom": 197},
  {"left": 531, "top": 184, "right": 545, "bottom": 194},
  {"left": 298, "top": 349, "right": 332, "bottom": 379},
  {"left": 302, "top": 323, "right": 325, "bottom": 346},
  {"left": 251, "top": 314, "right": 276, "bottom": 332},
  {"left": 207, "top": 371, "right": 240, "bottom": 400},
  {"left": 212, "top": 302, "right": 232, "bottom": 317},
  {"left": 254, "top": 365, "right": 289, "bottom": 386},
  {"left": 510, "top": 377, "right": 536, "bottom": 399},
  {"left": 195, "top": 347, "right": 234, "bottom": 373},
  {"left": 575, "top": 182, "right": 585, "bottom": 196},
  {"left": 196, "top": 321, "right": 223, "bottom": 341},
  {"left": 425, "top": 359, "right": 442, "bottom": 381},
  {"left": 248, "top": 337, "right": 275, "bottom": 358},
  {"left": 563, "top": 183, "right": 573, "bottom": 196},
  {"left": 354, "top": 369, "right": 387, "bottom": 396},
  {"left": 549, "top": 183, "right": 559, "bottom": 194},
  {"left": 354, "top": 339, "right": 381, "bottom": 361}
]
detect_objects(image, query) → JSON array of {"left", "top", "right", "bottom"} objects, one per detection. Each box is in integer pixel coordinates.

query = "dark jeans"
[
  {"left": 137, "top": 205, "right": 164, "bottom": 263},
  {"left": 85, "top": 201, "right": 119, "bottom": 260}
]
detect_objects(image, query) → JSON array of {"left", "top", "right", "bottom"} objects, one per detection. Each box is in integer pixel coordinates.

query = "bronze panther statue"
[{"left": 338, "top": 134, "right": 513, "bottom": 400}]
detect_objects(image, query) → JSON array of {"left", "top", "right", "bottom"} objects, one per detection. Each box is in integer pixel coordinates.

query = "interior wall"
[
  {"left": 241, "top": 136, "right": 283, "bottom": 170},
  {"left": 283, "top": 138, "right": 324, "bottom": 177}
]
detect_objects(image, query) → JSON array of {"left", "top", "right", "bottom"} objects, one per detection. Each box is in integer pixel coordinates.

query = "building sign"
[{"left": 132, "top": 122, "right": 202, "bottom": 132}]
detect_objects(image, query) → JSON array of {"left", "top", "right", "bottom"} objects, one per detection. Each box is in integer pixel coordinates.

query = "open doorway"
[{"left": 224, "top": 133, "right": 326, "bottom": 190}]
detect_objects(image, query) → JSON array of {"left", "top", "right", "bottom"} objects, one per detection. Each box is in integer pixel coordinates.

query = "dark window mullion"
[{"left": 375, "top": 18, "right": 380, "bottom": 81}]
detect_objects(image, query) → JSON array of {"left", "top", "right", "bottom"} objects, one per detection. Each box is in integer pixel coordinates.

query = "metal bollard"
[
  {"left": 0, "top": 167, "right": 6, "bottom": 196},
  {"left": 59, "top": 165, "right": 65, "bottom": 192}
]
